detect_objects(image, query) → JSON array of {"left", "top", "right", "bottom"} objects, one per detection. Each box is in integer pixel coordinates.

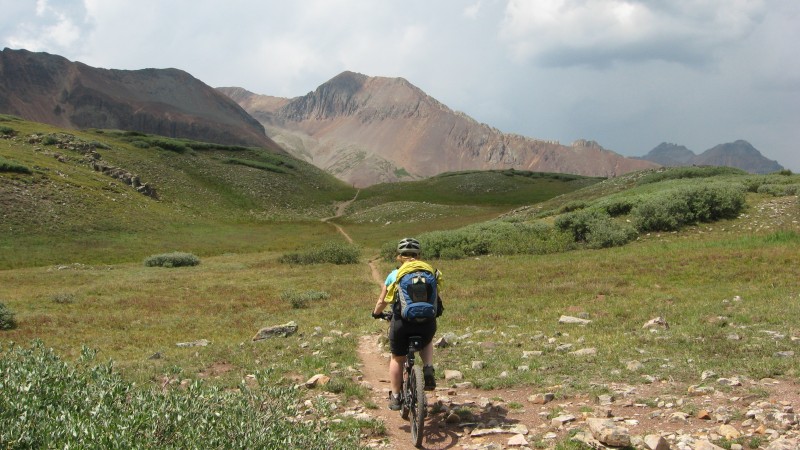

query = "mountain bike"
[{"left": 375, "top": 311, "right": 427, "bottom": 448}]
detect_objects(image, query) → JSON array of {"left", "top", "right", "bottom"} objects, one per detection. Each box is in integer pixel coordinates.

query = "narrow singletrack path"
[{"left": 323, "top": 194, "right": 455, "bottom": 448}]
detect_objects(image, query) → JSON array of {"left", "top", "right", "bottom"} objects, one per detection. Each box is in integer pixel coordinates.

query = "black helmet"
[{"left": 397, "top": 237, "right": 421, "bottom": 255}]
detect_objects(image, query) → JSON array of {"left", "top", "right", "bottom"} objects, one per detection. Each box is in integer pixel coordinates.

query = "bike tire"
[
  {"left": 400, "top": 369, "right": 410, "bottom": 419},
  {"left": 410, "top": 363, "right": 426, "bottom": 447}
]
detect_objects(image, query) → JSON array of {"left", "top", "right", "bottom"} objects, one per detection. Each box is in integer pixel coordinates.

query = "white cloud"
[
  {"left": 464, "top": 1, "right": 482, "bottom": 19},
  {"left": 500, "top": 0, "right": 767, "bottom": 67}
]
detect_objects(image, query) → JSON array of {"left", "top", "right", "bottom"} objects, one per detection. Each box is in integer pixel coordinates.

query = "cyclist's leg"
[
  {"left": 388, "top": 318, "right": 410, "bottom": 398},
  {"left": 390, "top": 354, "right": 406, "bottom": 393}
]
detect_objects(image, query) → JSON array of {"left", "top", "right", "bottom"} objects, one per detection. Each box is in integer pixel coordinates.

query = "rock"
[
  {"left": 522, "top": 350, "right": 542, "bottom": 358},
  {"left": 559, "top": 315, "right": 591, "bottom": 325},
  {"left": 718, "top": 424, "right": 741, "bottom": 439},
  {"left": 252, "top": 321, "right": 298, "bottom": 341},
  {"left": 434, "top": 336, "right": 450, "bottom": 348},
  {"left": 587, "top": 418, "right": 631, "bottom": 447},
  {"left": 694, "top": 440, "right": 725, "bottom": 450},
  {"left": 597, "top": 394, "right": 614, "bottom": 405},
  {"left": 766, "top": 438, "right": 799, "bottom": 450},
  {"left": 176, "top": 339, "right": 210, "bottom": 347},
  {"left": 701, "top": 370, "right": 717, "bottom": 381},
  {"left": 305, "top": 374, "right": 331, "bottom": 388},
  {"left": 528, "top": 392, "right": 555, "bottom": 404},
  {"left": 472, "top": 361, "right": 485, "bottom": 369},
  {"left": 644, "top": 434, "right": 670, "bottom": 450},
  {"left": 570, "top": 347, "right": 597, "bottom": 356},
  {"left": 551, "top": 414, "right": 576, "bottom": 427},
  {"left": 697, "top": 409, "right": 711, "bottom": 420},
  {"left": 717, "top": 377, "right": 742, "bottom": 386},
  {"left": 444, "top": 370, "right": 463, "bottom": 381},
  {"left": 775, "top": 351, "right": 795, "bottom": 358},
  {"left": 148, "top": 352, "right": 163, "bottom": 360},
  {"left": 643, "top": 316, "right": 669, "bottom": 330},
  {"left": 626, "top": 360, "right": 644, "bottom": 371},
  {"left": 507, "top": 434, "right": 528, "bottom": 446}
]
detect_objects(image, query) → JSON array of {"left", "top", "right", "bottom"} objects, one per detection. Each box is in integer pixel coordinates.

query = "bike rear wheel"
[{"left": 409, "top": 363, "right": 426, "bottom": 447}]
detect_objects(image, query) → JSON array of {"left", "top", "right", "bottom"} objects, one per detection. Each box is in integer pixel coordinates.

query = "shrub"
[
  {"left": 637, "top": 166, "right": 746, "bottom": 185},
  {"left": 585, "top": 219, "right": 638, "bottom": 249},
  {"left": 0, "top": 156, "right": 32, "bottom": 174},
  {"left": 554, "top": 209, "right": 608, "bottom": 242},
  {"left": 279, "top": 241, "right": 360, "bottom": 265},
  {"left": 41, "top": 135, "right": 59, "bottom": 146},
  {"left": 757, "top": 184, "right": 799, "bottom": 197},
  {"left": 143, "top": 252, "right": 200, "bottom": 268},
  {"left": 595, "top": 197, "right": 636, "bottom": 217},
  {"left": 0, "top": 125, "right": 15, "bottom": 135},
  {"left": 382, "top": 221, "right": 575, "bottom": 260},
  {"left": 281, "top": 289, "right": 330, "bottom": 309},
  {"left": 555, "top": 209, "right": 637, "bottom": 248},
  {"left": 0, "top": 303, "right": 16, "bottom": 330},
  {"left": 0, "top": 341, "right": 361, "bottom": 449},
  {"left": 632, "top": 183, "right": 746, "bottom": 232},
  {"left": 558, "top": 201, "right": 588, "bottom": 214},
  {"left": 51, "top": 293, "right": 76, "bottom": 304}
]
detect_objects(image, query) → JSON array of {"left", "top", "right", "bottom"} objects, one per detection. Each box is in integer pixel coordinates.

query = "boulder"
[{"left": 252, "top": 321, "right": 298, "bottom": 341}]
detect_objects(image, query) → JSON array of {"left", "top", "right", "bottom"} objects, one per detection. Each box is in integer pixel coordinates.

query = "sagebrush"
[
  {"left": 0, "top": 341, "right": 363, "bottom": 449},
  {"left": 143, "top": 252, "right": 201, "bottom": 268},
  {"left": 280, "top": 241, "right": 360, "bottom": 265}
]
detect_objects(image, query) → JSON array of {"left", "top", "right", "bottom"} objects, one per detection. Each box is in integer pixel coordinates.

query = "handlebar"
[{"left": 372, "top": 311, "right": 393, "bottom": 321}]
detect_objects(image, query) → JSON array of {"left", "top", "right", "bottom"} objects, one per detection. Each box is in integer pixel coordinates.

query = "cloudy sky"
[{"left": 2, "top": 0, "right": 798, "bottom": 170}]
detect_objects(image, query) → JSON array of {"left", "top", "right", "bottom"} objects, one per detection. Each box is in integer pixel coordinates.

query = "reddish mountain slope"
[
  {"left": 0, "top": 48, "right": 280, "bottom": 150},
  {"left": 221, "top": 72, "right": 657, "bottom": 187}
]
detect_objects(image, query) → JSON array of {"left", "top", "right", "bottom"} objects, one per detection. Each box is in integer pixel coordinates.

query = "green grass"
[{"left": 2, "top": 119, "right": 800, "bottom": 447}]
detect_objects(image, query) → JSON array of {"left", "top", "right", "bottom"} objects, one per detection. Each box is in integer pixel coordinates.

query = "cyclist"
[{"left": 372, "top": 237, "right": 441, "bottom": 411}]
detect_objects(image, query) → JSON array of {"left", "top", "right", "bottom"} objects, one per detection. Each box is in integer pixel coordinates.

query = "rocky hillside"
[
  {"left": 640, "top": 140, "right": 784, "bottom": 174},
  {"left": 220, "top": 72, "right": 657, "bottom": 187},
  {"left": 0, "top": 48, "right": 281, "bottom": 151}
]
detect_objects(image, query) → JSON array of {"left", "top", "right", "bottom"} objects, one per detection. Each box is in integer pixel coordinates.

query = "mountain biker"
[{"left": 372, "top": 237, "right": 441, "bottom": 411}]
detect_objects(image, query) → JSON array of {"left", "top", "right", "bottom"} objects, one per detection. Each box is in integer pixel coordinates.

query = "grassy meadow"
[{"left": 2, "top": 115, "right": 800, "bottom": 447}]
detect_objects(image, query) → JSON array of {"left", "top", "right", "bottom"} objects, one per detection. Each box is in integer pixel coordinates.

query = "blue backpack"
[{"left": 396, "top": 270, "right": 438, "bottom": 323}]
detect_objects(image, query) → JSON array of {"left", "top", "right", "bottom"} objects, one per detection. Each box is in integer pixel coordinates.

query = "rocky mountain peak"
[{"left": 640, "top": 140, "right": 783, "bottom": 174}]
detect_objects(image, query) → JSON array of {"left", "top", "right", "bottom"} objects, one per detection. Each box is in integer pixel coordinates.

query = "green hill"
[
  {"left": 1, "top": 116, "right": 599, "bottom": 268},
  {"left": 0, "top": 115, "right": 359, "bottom": 268}
]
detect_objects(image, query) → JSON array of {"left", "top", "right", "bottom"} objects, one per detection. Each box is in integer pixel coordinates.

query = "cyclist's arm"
[{"left": 372, "top": 284, "right": 390, "bottom": 316}]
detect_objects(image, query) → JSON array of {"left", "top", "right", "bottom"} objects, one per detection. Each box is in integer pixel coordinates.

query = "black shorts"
[{"left": 389, "top": 317, "right": 437, "bottom": 356}]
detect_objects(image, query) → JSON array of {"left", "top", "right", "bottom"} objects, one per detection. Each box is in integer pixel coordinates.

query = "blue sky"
[{"left": 2, "top": 0, "right": 798, "bottom": 170}]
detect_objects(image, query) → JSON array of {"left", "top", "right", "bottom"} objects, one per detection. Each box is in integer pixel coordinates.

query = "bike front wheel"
[{"left": 409, "top": 363, "right": 426, "bottom": 447}]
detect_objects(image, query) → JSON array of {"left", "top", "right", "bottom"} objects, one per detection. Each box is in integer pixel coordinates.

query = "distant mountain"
[
  {"left": 220, "top": 72, "right": 657, "bottom": 187},
  {"left": 640, "top": 140, "right": 783, "bottom": 174},
  {"left": 641, "top": 143, "right": 696, "bottom": 167},
  {"left": 0, "top": 48, "right": 280, "bottom": 150}
]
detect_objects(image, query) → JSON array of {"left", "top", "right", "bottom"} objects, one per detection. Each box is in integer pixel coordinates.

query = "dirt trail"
[{"left": 321, "top": 190, "right": 360, "bottom": 244}]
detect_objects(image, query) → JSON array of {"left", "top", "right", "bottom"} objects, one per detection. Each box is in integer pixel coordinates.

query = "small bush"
[
  {"left": 41, "top": 135, "right": 59, "bottom": 145},
  {"left": 143, "top": 252, "right": 201, "bottom": 268},
  {"left": 0, "top": 342, "right": 361, "bottom": 449},
  {"left": 632, "top": 183, "right": 746, "bottom": 232},
  {"left": 51, "top": 293, "right": 76, "bottom": 304},
  {"left": 281, "top": 290, "right": 330, "bottom": 309},
  {"left": 0, "top": 156, "right": 32, "bottom": 174},
  {"left": 756, "top": 184, "right": 799, "bottom": 197},
  {"left": 0, "top": 303, "right": 17, "bottom": 330},
  {"left": 558, "top": 201, "right": 588, "bottom": 214},
  {"left": 555, "top": 209, "right": 637, "bottom": 248},
  {"left": 0, "top": 125, "right": 15, "bottom": 135},
  {"left": 383, "top": 221, "right": 575, "bottom": 260},
  {"left": 637, "top": 166, "right": 746, "bottom": 185},
  {"left": 279, "top": 242, "right": 360, "bottom": 265}
]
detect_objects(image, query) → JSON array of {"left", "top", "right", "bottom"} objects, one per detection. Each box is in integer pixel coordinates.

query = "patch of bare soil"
[{"left": 357, "top": 331, "right": 800, "bottom": 449}]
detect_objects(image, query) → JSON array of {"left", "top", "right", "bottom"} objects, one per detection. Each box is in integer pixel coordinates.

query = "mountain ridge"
[
  {"left": 0, "top": 48, "right": 281, "bottom": 151},
  {"left": 640, "top": 140, "right": 783, "bottom": 174},
  {"left": 221, "top": 71, "right": 658, "bottom": 187}
]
